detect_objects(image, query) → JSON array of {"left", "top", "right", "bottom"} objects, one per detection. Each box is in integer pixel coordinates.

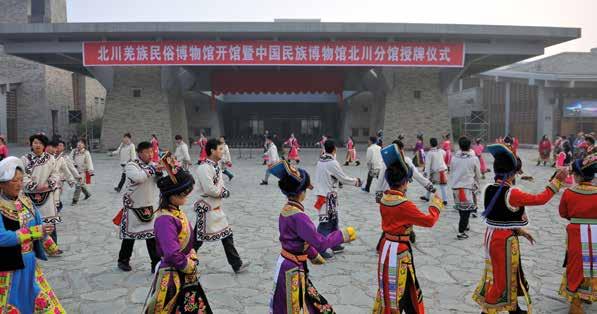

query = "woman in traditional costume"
[
  {"left": 558, "top": 153, "right": 597, "bottom": 314},
  {"left": 284, "top": 133, "right": 301, "bottom": 164},
  {"left": 268, "top": 160, "right": 357, "bottom": 313},
  {"left": 372, "top": 144, "right": 444, "bottom": 314},
  {"left": 150, "top": 134, "right": 160, "bottom": 163},
  {"left": 144, "top": 160, "right": 212, "bottom": 314},
  {"left": 557, "top": 141, "right": 575, "bottom": 185},
  {"left": 472, "top": 143, "right": 568, "bottom": 314},
  {"left": 537, "top": 135, "right": 552, "bottom": 166},
  {"left": 442, "top": 133, "right": 452, "bottom": 168},
  {"left": 197, "top": 133, "right": 208, "bottom": 165},
  {"left": 0, "top": 156, "right": 65, "bottom": 313},
  {"left": 344, "top": 136, "right": 359, "bottom": 166},
  {"left": 412, "top": 134, "right": 425, "bottom": 168},
  {"left": 473, "top": 138, "right": 488, "bottom": 178}
]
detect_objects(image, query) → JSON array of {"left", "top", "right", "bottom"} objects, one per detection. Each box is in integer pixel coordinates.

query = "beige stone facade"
[
  {"left": 382, "top": 68, "right": 452, "bottom": 148},
  {"left": 0, "top": 0, "right": 106, "bottom": 144}
]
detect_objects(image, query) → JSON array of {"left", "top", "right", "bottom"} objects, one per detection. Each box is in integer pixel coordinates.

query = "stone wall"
[
  {"left": 84, "top": 76, "right": 107, "bottom": 120},
  {"left": 0, "top": 0, "right": 28, "bottom": 23},
  {"left": 45, "top": 65, "right": 73, "bottom": 136},
  {"left": 101, "top": 67, "right": 177, "bottom": 150},
  {"left": 382, "top": 68, "right": 452, "bottom": 148},
  {"left": 48, "top": 0, "right": 66, "bottom": 22}
]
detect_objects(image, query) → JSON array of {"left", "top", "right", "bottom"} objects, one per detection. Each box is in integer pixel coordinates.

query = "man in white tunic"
[
  {"left": 363, "top": 136, "right": 383, "bottom": 192},
  {"left": 424, "top": 137, "right": 449, "bottom": 205},
  {"left": 47, "top": 140, "right": 77, "bottom": 213},
  {"left": 70, "top": 139, "right": 94, "bottom": 205},
  {"left": 117, "top": 141, "right": 161, "bottom": 272},
  {"left": 109, "top": 133, "right": 136, "bottom": 192},
  {"left": 313, "top": 139, "right": 361, "bottom": 258},
  {"left": 194, "top": 138, "right": 249, "bottom": 273},
  {"left": 219, "top": 136, "right": 234, "bottom": 180},
  {"left": 22, "top": 134, "right": 62, "bottom": 253},
  {"left": 260, "top": 135, "right": 280, "bottom": 185},
  {"left": 449, "top": 136, "right": 481, "bottom": 240},
  {"left": 174, "top": 134, "right": 192, "bottom": 170}
]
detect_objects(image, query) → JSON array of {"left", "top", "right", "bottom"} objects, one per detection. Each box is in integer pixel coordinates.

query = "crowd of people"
[{"left": 0, "top": 128, "right": 595, "bottom": 314}]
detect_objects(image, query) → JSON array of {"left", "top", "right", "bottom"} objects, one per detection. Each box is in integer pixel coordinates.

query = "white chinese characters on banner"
[{"left": 85, "top": 41, "right": 464, "bottom": 67}]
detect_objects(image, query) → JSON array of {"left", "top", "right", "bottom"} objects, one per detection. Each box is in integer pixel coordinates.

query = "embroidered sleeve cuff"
[
  {"left": 547, "top": 179, "right": 562, "bottom": 193},
  {"left": 29, "top": 225, "right": 44, "bottom": 240},
  {"left": 15, "top": 228, "right": 32, "bottom": 244},
  {"left": 43, "top": 237, "right": 59, "bottom": 255},
  {"left": 430, "top": 197, "right": 444, "bottom": 213},
  {"left": 25, "top": 182, "right": 37, "bottom": 191},
  {"left": 47, "top": 179, "right": 57, "bottom": 190}
]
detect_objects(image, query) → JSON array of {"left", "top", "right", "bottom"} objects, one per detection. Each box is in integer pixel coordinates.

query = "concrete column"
[
  {"left": 340, "top": 99, "right": 351, "bottom": 140},
  {"left": 536, "top": 84, "right": 554, "bottom": 140},
  {"left": 101, "top": 67, "right": 178, "bottom": 150},
  {"left": 504, "top": 81, "right": 511, "bottom": 135},
  {"left": 381, "top": 68, "right": 451, "bottom": 148}
]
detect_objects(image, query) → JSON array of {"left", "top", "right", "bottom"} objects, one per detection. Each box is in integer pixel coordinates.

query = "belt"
[
  {"left": 384, "top": 233, "right": 411, "bottom": 243},
  {"left": 571, "top": 218, "right": 597, "bottom": 225},
  {"left": 281, "top": 249, "right": 308, "bottom": 264}
]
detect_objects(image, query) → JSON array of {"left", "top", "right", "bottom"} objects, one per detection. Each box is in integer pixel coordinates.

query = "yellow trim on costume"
[
  {"left": 569, "top": 183, "right": 597, "bottom": 195},
  {"left": 43, "top": 237, "right": 59, "bottom": 255},
  {"left": 281, "top": 205, "right": 303, "bottom": 217},
  {"left": 547, "top": 179, "right": 562, "bottom": 193},
  {"left": 380, "top": 193, "right": 408, "bottom": 207},
  {"left": 158, "top": 208, "right": 191, "bottom": 251}
]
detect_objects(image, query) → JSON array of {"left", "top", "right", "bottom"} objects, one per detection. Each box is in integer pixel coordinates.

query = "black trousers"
[
  {"left": 118, "top": 238, "right": 161, "bottom": 268},
  {"left": 458, "top": 210, "right": 472, "bottom": 233},
  {"left": 116, "top": 171, "right": 126, "bottom": 190},
  {"left": 193, "top": 234, "right": 242, "bottom": 271},
  {"left": 399, "top": 273, "right": 418, "bottom": 313},
  {"left": 364, "top": 174, "right": 375, "bottom": 192}
]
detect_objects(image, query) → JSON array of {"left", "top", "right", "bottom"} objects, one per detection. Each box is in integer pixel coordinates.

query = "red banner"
[{"left": 83, "top": 41, "right": 464, "bottom": 67}]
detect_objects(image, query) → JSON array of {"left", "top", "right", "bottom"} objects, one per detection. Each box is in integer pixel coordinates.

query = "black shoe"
[
  {"left": 457, "top": 233, "right": 469, "bottom": 240},
  {"left": 84, "top": 193, "right": 91, "bottom": 200},
  {"left": 71, "top": 200, "right": 78, "bottom": 206},
  {"left": 118, "top": 261, "right": 132, "bottom": 272},
  {"left": 508, "top": 306, "right": 527, "bottom": 314},
  {"left": 420, "top": 196, "right": 430, "bottom": 202},
  {"left": 344, "top": 161, "right": 349, "bottom": 166},
  {"left": 234, "top": 261, "right": 251, "bottom": 274},
  {"left": 260, "top": 180, "right": 268, "bottom": 185},
  {"left": 355, "top": 161, "right": 361, "bottom": 166},
  {"left": 443, "top": 201, "right": 448, "bottom": 206},
  {"left": 332, "top": 245, "right": 345, "bottom": 254},
  {"left": 114, "top": 187, "right": 121, "bottom": 193},
  {"left": 320, "top": 250, "right": 334, "bottom": 259},
  {"left": 472, "top": 213, "right": 478, "bottom": 218}
]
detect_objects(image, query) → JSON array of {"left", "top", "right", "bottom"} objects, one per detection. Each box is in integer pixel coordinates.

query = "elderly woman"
[{"left": 0, "top": 156, "right": 64, "bottom": 313}]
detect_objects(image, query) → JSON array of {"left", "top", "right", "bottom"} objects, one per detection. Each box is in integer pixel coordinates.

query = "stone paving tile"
[{"left": 9, "top": 146, "right": 584, "bottom": 313}]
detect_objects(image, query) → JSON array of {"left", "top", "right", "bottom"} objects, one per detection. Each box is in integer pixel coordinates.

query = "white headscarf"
[{"left": 0, "top": 156, "right": 24, "bottom": 182}]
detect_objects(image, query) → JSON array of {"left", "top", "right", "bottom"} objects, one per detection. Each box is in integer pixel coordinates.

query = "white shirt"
[
  {"left": 71, "top": 149, "right": 94, "bottom": 174},
  {"left": 313, "top": 153, "right": 358, "bottom": 196},
  {"left": 424, "top": 147, "right": 447, "bottom": 177},
  {"left": 123, "top": 159, "right": 160, "bottom": 209},
  {"left": 174, "top": 141, "right": 191, "bottom": 164},
  {"left": 219, "top": 144, "right": 232, "bottom": 169},
  {"left": 449, "top": 150, "right": 481, "bottom": 189},
  {"left": 376, "top": 155, "right": 431, "bottom": 193},
  {"left": 265, "top": 143, "right": 280, "bottom": 165},
  {"left": 111, "top": 142, "right": 136, "bottom": 166},
  {"left": 365, "top": 144, "right": 383, "bottom": 170}
]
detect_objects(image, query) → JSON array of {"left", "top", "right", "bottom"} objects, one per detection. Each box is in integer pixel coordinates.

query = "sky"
[{"left": 67, "top": 0, "right": 596, "bottom": 59}]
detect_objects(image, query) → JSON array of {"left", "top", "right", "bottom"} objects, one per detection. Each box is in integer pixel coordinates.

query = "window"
[
  {"left": 30, "top": 0, "right": 45, "bottom": 23},
  {"left": 301, "top": 119, "right": 321, "bottom": 135},
  {"left": 203, "top": 128, "right": 211, "bottom": 137},
  {"left": 132, "top": 88, "right": 141, "bottom": 98},
  {"left": 68, "top": 110, "right": 82, "bottom": 124},
  {"left": 414, "top": 90, "right": 422, "bottom": 99},
  {"left": 194, "top": 106, "right": 199, "bottom": 113},
  {"left": 362, "top": 128, "right": 369, "bottom": 137},
  {"left": 249, "top": 120, "right": 264, "bottom": 135},
  {"left": 351, "top": 128, "right": 359, "bottom": 137}
]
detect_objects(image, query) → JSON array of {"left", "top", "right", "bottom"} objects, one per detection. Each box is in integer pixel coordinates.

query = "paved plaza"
[{"left": 16, "top": 146, "right": 578, "bottom": 314}]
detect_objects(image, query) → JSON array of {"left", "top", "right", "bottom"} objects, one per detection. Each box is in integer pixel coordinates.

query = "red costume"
[
  {"left": 150, "top": 137, "right": 159, "bottom": 163},
  {"left": 197, "top": 137, "right": 207, "bottom": 163},
  {"left": 442, "top": 139, "right": 452, "bottom": 166},
  {"left": 284, "top": 136, "right": 300, "bottom": 161},
  {"left": 473, "top": 143, "right": 563, "bottom": 314},
  {"left": 373, "top": 143, "right": 444, "bottom": 314}
]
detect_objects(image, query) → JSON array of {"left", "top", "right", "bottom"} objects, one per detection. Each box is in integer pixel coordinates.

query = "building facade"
[
  {"left": 450, "top": 49, "right": 597, "bottom": 144},
  {"left": 0, "top": 0, "right": 106, "bottom": 144},
  {"left": 0, "top": 12, "right": 579, "bottom": 149}
]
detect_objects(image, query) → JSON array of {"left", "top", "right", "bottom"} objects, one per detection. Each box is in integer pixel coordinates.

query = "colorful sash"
[{"left": 580, "top": 223, "right": 597, "bottom": 278}]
